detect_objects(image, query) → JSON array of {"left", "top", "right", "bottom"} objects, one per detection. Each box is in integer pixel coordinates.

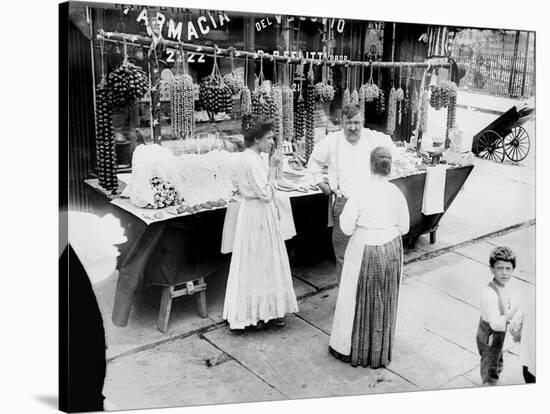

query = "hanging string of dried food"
[
  {"left": 294, "top": 61, "right": 306, "bottom": 143},
  {"left": 358, "top": 65, "right": 366, "bottom": 115},
  {"left": 396, "top": 65, "right": 404, "bottom": 126},
  {"left": 376, "top": 63, "right": 385, "bottom": 115},
  {"left": 95, "top": 36, "right": 118, "bottom": 193},
  {"left": 410, "top": 71, "right": 419, "bottom": 128},
  {"left": 386, "top": 67, "right": 398, "bottom": 136},
  {"left": 169, "top": 47, "right": 195, "bottom": 139},
  {"left": 271, "top": 59, "right": 284, "bottom": 145},
  {"left": 282, "top": 59, "right": 294, "bottom": 143},
  {"left": 304, "top": 61, "right": 316, "bottom": 162},
  {"left": 343, "top": 63, "right": 351, "bottom": 105},
  {"left": 445, "top": 80, "right": 458, "bottom": 146},
  {"left": 240, "top": 54, "right": 253, "bottom": 133},
  {"left": 351, "top": 66, "right": 359, "bottom": 105}
]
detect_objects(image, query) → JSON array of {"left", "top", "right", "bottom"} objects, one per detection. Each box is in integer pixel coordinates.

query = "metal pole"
[
  {"left": 508, "top": 30, "right": 520, "bottom": 97},
  {"left": 97, "top": 30, "right": 451, "bottom": 70},
  {"left": 520, "top": 31, "right": 530, "bottom": 98}
]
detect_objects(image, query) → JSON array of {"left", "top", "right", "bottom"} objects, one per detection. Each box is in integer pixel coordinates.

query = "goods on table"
[
  {"left": 95, "top": 81, "right": 118, "bottom": 192},
  {"left": 169, "top": 74, "right": 195, "bottom": 139},
  {"left": 148, "top": 177, "right": 177, "bottom": 209},
  {"left": 390, "top": 149, "right": 424, "bottom": 178}
]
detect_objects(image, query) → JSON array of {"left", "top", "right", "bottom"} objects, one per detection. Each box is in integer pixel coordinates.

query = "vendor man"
[{"left": 308, "top": 103, "right": 398, "bottom": 284}]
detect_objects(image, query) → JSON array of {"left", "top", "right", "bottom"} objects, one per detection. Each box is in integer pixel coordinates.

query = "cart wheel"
[
  {"left": 476, "top": 130, "right": 505, "bottom": 162},
  {"left": 503, "top": 126, "right": 530, "bottom": 162}
]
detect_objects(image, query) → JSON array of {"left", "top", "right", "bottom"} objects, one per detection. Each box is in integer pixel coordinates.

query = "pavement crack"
[
  {"left": 294, "top": 314, "right": 331, "bottom": 336},
  {"left": 404, "top": 220, "right": 535, "bottom": 266},
  {"left": 198, "top": 335, "right": 290, "bottom": 399},
  {"left": 423, "top": 327, "right": 478, "bottom": 356}
]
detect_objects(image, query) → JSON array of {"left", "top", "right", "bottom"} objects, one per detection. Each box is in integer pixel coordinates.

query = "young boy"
[{"left": 476, "top": 246, "right": 520, "bottom": 386}]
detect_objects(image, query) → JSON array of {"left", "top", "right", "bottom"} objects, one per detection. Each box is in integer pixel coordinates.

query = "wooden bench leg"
[
  {"left": 430, "top": 231, "right": 437, "bottom": 244},
  {"left": 196, "top": 278, "right": 208, "bottom": 318},
  {"left": 196, "top": 290, "right": 208, "bottom": 318},
  {"left": 157, "top": 286, "right": 174, "bottom": 333}
]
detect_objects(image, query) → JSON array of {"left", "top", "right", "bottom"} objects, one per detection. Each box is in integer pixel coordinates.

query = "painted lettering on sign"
[
  {"left": 255, "top": 16, "right": 346, "bottom": 33},
  {"left": 165, "top": 48, "right": 207, "bottom": 63},
  {"left": 265, "top": 50, "right": 348, "bottom": 61},
  {"left": 136, "top": 9, "right": 231, "bottom": 41}
]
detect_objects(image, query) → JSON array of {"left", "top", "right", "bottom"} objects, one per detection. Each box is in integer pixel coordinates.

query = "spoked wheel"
[
  {"left": 476, "top": 130, "right": 505, "bottom": 162},
  {"left": 503, "top": 126, "right": 530, "bottom": 162}
]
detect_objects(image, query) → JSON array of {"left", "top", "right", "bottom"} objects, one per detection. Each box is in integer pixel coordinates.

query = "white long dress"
[{"left": 222, "top": 149, "right": 299, "bottom": 329}]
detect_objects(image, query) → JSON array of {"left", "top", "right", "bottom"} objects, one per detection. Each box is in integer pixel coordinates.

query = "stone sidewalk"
[
  {"left": 94, "top": 92, "right": 536, "bottom": 410},
  {"left": 102, "top": 224, "right": 535, "bottom": 410}
]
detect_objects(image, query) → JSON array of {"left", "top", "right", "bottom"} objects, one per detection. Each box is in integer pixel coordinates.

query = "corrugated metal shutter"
[{"left": 68, "top": 19, "right": 96, "bottom": 211}]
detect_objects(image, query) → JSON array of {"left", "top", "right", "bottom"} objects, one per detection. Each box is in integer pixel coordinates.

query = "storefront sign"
[
  {"left": 258, "top": 50, "right": 348, "bottom": 61},
  {"left": 136, "top": 8, "right": 231, "bottom": 41},
  {"left": 255, "top": 16, "right": 346, "bottom": 33},
  {"left": 165, "top": 49, "right": 206, "bottom": 63}
]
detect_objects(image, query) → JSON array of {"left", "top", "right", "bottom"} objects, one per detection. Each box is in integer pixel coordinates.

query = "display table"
[{"left": 85, "top": 164, "right": 473, "bottom": 331}]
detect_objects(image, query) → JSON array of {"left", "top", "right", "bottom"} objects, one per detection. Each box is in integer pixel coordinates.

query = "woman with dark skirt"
[{"left": 329, "top": 146, "right": 409, "bottom": 368}]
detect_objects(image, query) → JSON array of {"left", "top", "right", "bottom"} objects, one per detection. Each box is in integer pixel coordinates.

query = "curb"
[{"left": 456, "top": 104, "right": 506, "bottom": 116}]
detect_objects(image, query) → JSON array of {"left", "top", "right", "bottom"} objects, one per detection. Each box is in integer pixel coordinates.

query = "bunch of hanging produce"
[
  {"left": 95, "top": 78, "right": 118, "bottom": 192},
  {"left": 304, "top": 64, "right": 316, "bottom": 162},
  {"left": 282, "top": 85, "right": 294, "bottom": 142},
  {"left": 106, "top": 54, "right": 149, "bottom": 108},
  {"left": 198, "top": 75, "right": 233, "bottom": 115},
  {"left": 223, "top": 72, "right": 244, "bottom": 96},
  {"left": 251, "top": 89, "right": 277, "bottom": 119},
  {"left": 314, "top": 62, "right": 335, "bottom": 103},
  {"left": 169, "top": 72, "right": 195, "bottom": 139},
  {"left": 148, "top": 177, "right": 177, "bottom": 209},
  {"left": 198, "top": 56, "right": 233, "bottom": 115},
  {"left": 429, "top": 80, "right": 457, "bottom": 110},
  {"left": 314, "top": 82, "right": 335, "bottom": 103}
]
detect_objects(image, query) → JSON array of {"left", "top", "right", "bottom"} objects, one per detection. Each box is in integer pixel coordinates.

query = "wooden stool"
[{"left": 154, "top": 278, "right": 208, "bottom": 333}]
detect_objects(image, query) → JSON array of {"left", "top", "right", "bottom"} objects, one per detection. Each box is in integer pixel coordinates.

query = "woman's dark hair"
[
  {"left": 243, "top": 115, "right": 275, "bottom": 147},
  {"left": 489, "top": 246, "right": 517, "bottom": 268},
  {"left": 370, "top": 146, "right": 392, "bottom": 176}
]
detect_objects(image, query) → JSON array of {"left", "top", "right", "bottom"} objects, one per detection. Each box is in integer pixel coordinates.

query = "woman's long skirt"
[
  {"left": 222, "top": 198, "right": 299, "bottom": 329},
  {"left": 330, "top": 236, "right": 403, "bottom": 368}
]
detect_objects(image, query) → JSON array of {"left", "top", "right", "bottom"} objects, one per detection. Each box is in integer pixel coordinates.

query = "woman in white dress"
[
  {"left": 329, "top": 147, "right": 409, "bottom": 367},
  {"left": 223, "top": 116, "right": 299, "bottom": 330}
]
